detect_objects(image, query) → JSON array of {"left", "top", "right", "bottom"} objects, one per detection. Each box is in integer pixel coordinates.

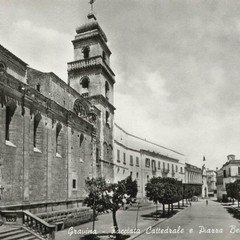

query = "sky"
[{"left": 1, "top": 0, "right": 240, "bottom": 170}]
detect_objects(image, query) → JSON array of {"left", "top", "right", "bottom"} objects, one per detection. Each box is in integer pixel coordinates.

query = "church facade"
[{"left": 0, "top": 12, "right": 114, "bottom": 208}]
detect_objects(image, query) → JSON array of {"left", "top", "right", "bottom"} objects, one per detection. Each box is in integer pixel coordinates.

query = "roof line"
[
  {"left": 114, "top": 123, "right": 185, "bottom": 156},
  {"left": 0, "top": 44, "right": 28, "bottom": 66}
]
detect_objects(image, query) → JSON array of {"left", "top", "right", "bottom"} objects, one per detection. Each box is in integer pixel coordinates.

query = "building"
[
  {"left": 206, "top": 169, "right": 217, "bottom": 197},
  {"left": 114, "top": 123, "right": 186, "bottom": 199},
  {"left": 216, "top": 168, "right": 225, "bottom": 201},
  {"left": 0, "top": 12, "right": 115, "bottom": 210},
  {"left": 217, "top": 154, "right": 240, "bottom": 201}
]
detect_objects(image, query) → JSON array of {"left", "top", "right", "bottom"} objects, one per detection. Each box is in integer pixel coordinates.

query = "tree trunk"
[
  {"left": 112, "top": 210, "right": 119, "bottom": 234},
  {"left": 155, "top": 202, "right": 158, "bottom": 220},
  {"left": 92, "top": 199, "right": 96, "bottom": 231},
  {"left": 178, "top": 201, "right": 180, "bottom": 209},
  {"left": 162, "top": 203, "right": 165, "bottom": 216},
  {"left": 171, "top": 203, "right": 173, "bottom": 213},
  {"left": 182, "top": 198, "right": 184, "bottom": 207},
  {"left": 168, "top": 204, "right": 170, "bottom": 215}
]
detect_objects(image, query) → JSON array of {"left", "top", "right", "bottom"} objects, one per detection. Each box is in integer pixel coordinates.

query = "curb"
[{"left": 127, "top": 206, "right": 189, "bottom": 240}]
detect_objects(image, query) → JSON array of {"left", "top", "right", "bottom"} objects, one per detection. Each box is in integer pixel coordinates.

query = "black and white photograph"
[{"left": 0, "top": 0, "right": 240, "bottom": 239}]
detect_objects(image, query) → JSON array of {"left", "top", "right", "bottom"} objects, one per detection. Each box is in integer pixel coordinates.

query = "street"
[{"left": 137, "top": 199, "right": 240, "bottom": 240}]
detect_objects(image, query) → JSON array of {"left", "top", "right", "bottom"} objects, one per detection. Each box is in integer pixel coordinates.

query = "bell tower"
[
  {"left": 68, "top": 11, "right": 115, "bottom": 182},
  {"left": 68, "top": 12, "right": 115, "bottom": 104}
]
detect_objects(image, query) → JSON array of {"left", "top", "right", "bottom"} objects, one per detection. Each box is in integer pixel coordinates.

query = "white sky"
[{"left": 1, "top": 0, "right": 240, "bottom": 170}]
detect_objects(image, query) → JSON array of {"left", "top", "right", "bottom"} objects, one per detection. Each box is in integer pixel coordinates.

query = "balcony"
[
  {"left": 162, "top": 169, "right": 169, "bottom": 176},
  {"left": 68, "top": 56, "right": 115, "bottom": 83}
]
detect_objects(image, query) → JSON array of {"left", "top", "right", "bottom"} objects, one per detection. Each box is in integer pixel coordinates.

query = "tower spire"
[{"left": 89, "top": 0, "right": 96, "bottom": 12}]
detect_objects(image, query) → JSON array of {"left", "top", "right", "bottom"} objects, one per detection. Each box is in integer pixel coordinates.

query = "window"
[
  {"left": 130, "top": 171, "right": 132, "bottom": 177},
  {"left": 145, "top": 158, "right": 150, "bottom": 168},
  {"left": 172, "top": 164, "right": 174, "bottom": 172},
  {"left": 163, "top": 162, "right": 165, "bottom": 170},
  {"left": 229, "top": 168, "right": 231, "bottom": 176},
  {"left": 72, "top": 179, "right": 77, "bottom": 189},
  {"left": 102, "top": 51, "right": 106, "bottom": 61},
  {"left": 130, "top": 155, "right": 133, "bottom": 166},
  {"left": 0, "top": 62, "right": 6, "bottom": 73},
  {"left": 81, "top": 77, "right": 89, "bottom": 97},
  {"left": 180, "top": 167, "right": 183, "bottom": 173},
  {"left": 33, "top": 113, "right": 42, "bottom": 149},
  {"left": 136, "top": 172, "right": 139, "bottom": 179},
  {"left": 56, "top": 123, "right": 63, "bottom": 156},
  {"left": 96, "top": 148, "right": 99, "bottom": 163},
  {"left": 105, "top": 81, "right": 109, "bottom": 99},
  {"left": 238, "top": 167, "right": 240, "bottom": 175},
  {"left": 82, "top": 46, "right": 90, "bottom": 59},
  {"left": 80, "top": 133, "right": 84, "bottom": 147},
  {"left": 147, "top": 175, "right": 149, "bottom": 182},
  {"left": 176, "top": 165, "right": 178, "bottom": 172},
  {"left": 106, "top": 111, "right": 110, "bottom": 126},
  {"left": 158, "top": 161, "right": 160, "bottom": 169},
  {"left": 117, "top": 149, "right": 120, "bottom": 162},
  {"left": 152, "top": 160, "right": 156, "bottom": 170},
  {"left": 36, "top": 83, "right": 41, "bottom": 92},
  {"left": 167, "top": 163, "right": 170, "bottom": 170},
  {"left": 5, "top": 101, "right": 17, "bottom": 141},
  {"left": 136, "top": 157, "right": 139, "bottom": 167},
  {"left": 123, "top": 152, "right": 126, "bottom": 165}
]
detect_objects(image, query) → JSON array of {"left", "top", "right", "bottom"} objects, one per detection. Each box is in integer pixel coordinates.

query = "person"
[{"left": 206, "top": 199, "right": 208, "bottom": 205}]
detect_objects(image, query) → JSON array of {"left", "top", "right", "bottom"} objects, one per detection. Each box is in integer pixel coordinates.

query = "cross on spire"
[{"left": 89, "top": 0, "right": 96, "bottom": 11}]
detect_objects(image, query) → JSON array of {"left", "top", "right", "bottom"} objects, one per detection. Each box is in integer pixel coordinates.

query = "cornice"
[{"left": 87, "top": 94, "right": 116, "bottom": 113}]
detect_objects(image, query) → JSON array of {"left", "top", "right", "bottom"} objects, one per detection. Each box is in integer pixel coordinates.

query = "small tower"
[
  {"left": 68, "top": 11, "right": 115, "bottom": 182},
  {"left": 202, "top": 164, "right": 208, "bottom": 198}
]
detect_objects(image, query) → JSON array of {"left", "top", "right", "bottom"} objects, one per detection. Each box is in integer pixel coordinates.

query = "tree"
[
  {"left": 84, "top": 176, "right": 138, "bottom": 238},
  {"left": 84, "top": 177, "right": 108, "bottom": 231},
  {"left": 103, "top": 176, "right": 138, "bottom": 237},
  {"left": 234, "top": 180, "right": 240, "bottom": 207},
  {"left": 226, "top": 182, "right": 235, "bottom": 203},
  {"left": 145, "top": 177, "right": 164, "bottom": 219}
]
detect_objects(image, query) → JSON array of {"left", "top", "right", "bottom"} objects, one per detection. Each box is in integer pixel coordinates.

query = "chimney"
[{"left": 227, "top": 154, "right": 235, "bottom": 161}]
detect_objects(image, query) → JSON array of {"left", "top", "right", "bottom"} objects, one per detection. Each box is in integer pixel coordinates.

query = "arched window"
[
  {"left": 80, "top": 133, "right": 84, "bottom": 147},
  {"left": 80, "top": 77, "right": 90, "bottom": 97},
  {"left": 33, "top": 113, "right": 42, "bottom": 149},
  {"left": 0, "top": 62, "right": 6, "bottom": 73},
  {"left": 105, "top": 81, "right": 109, "bottom": 99},
  {"left": 5, "top": 101, "right": 17, "bottom": 141},
  {"left": 36, "top": 83, "right": 41, "bottom": 92},
  {"left": 82, "top": 46, "right": 90, "bottom": 59},
  {"left": 56, "top": 123, "right": 63, "bottom": 156}
]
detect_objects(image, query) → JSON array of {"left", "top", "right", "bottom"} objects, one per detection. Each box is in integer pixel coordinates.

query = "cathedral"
[{"left": 0, "top": 12, "right": 114, "bottom": 208}]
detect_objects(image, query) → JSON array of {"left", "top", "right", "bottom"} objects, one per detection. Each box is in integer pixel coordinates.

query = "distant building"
[
  {"left": 217, "top": 154, "right": 240, "bottom": 201},
  {"left": 114, "top": 123, "right": 186, "bottom": 199},
  {"left": 206, "top": 169, "right": 217, "bottom": 197},
  {"left": 216, "top": 168, "right": 225, "bottom": 201}
]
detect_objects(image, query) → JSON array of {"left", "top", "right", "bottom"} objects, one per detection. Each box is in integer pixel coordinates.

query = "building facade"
[
  {"left": 218, "top": 154, "right": 240, "bottom": 201},
  {"left": 0, "top": 12, "right": 115, "bottom": 208},
  {"left": 114, "top": 123, "right": 186, "bottom": 199}
]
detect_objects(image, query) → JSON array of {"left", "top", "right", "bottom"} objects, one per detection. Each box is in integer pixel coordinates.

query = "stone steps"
[{"left": 0, "top": 226, "right": 39, "bottom": 240}]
